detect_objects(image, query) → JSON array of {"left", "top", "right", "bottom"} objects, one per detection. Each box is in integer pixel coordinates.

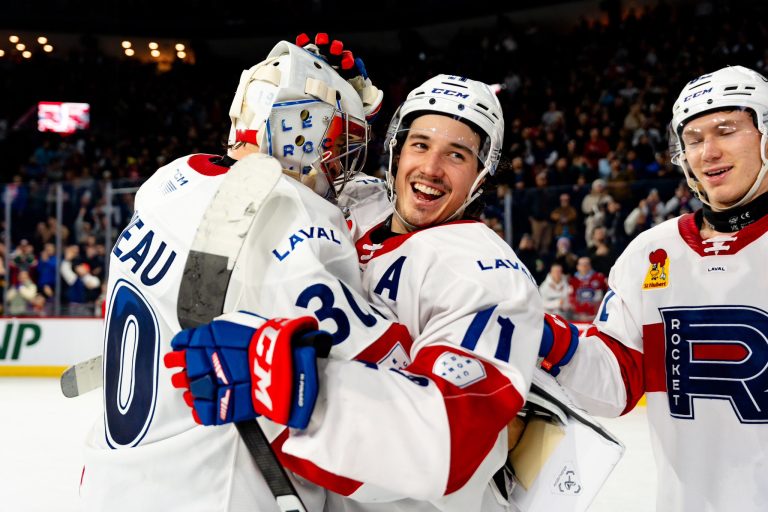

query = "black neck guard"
[{"left": 701, "top": 191, "right": 768, "bottom": 232}]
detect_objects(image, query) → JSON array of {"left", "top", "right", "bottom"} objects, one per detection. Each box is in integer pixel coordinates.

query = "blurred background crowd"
[{"left": 0, "top": 0, "right": 763, "bottom": 317}]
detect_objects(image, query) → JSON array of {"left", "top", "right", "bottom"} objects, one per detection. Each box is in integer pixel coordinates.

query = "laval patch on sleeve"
[{"left": 433, "top": 351, "right": 487, "bottom": 388}]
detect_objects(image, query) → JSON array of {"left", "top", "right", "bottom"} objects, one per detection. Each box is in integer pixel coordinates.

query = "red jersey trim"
[
  {"left": 355, "top": 220, "right": 480, "bottom": 264},
  {"left": 678, "top": 211, "right": 768, "bottom": 256},
  {"left": 643, "top": 322, "right": 666, "bottom": 394},
  {"left": 591, "top": 329, "right": 645, "bottom": 414},
  {"left": 405, "top": 345, "right": 523, "bottom": 495},
  {"left": 187, "top": 154, "right": 231, "bottom": 176},
  {"left": 352, "top": 322, "right": 414, "bottom": 364},
  {"left": 272, "top": 429, "right": 364, "bottom": 496}
]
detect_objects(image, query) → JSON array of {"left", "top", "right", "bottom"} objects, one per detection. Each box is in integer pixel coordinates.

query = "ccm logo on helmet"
[
  {"left": 684, "top": 88, "right": 712, "bottom": 102},
  {"left": 431, "top": 88, "right": 470, "bottom": 99}
]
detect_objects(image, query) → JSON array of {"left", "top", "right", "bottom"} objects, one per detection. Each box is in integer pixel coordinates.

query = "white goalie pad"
[{"left": 506, "top": 369, "right": 625, "bottom": 512}]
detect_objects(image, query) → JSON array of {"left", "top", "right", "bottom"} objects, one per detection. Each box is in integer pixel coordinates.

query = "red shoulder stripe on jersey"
[
  {"left": 592, "top": 329, "right": 645, "bottom": 414},
  {"left": 678, "top": 211, "right": 768, "bottom": 256},
  {"left": 272, "top": 428, "right": 364, "bottom": 496},
  {"left": 355, "top": 220, "right": 480, "bottom": 263},
  {"left": 405, "top": 345, "right": 523, "bottom": 495},
  {"left": 352, "top": 322, "right": 414, "bottom": 364},
  {"left": 187, "top": 154, "right": 231, "bottom": 176},
  {"left": 643, "top": 322, "right": 666, "bottom": 394}
]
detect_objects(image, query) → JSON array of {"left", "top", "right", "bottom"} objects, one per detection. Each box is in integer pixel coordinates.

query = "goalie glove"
[
  {"left": 164, "top": 311, "right": 332, "bottom": 429},
  {"left": 538, "top": 313, "right": 579, "bottom": 377},
  {"left": 296, "top": 32, "right": 383, "bottom": 121}
]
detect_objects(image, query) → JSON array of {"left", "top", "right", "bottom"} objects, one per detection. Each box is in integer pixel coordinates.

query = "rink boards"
[{"left": 0, "top": 317, "right": 102, "bottom": 376}]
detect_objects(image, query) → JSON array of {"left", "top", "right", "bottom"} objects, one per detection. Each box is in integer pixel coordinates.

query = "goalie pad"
[{"left": 506, "top": 369, "right": 624, "bottom": 512}]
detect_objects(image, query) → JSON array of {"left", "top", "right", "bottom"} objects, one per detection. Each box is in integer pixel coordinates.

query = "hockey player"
[
  {"left": 539, "top": 65, "right": 768, "bottom": 511},
  {"left": 79, "top": 38, "right": 408, "bottom": 512},
  {"left": 166, "top": 75, "right": 544, "bottom": 510}
]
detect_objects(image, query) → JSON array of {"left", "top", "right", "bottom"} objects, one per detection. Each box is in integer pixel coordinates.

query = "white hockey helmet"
[
  {"left": 228, "top": 41, "right": 369, "bottom": 200},
  {"left": 383, "top": 75, "right": 504, "bottom": 226},
  {"left": 669, "top": 65, "right": 768, "bottom": 210}
]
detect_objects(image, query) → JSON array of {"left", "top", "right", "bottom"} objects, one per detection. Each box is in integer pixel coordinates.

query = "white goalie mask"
[
  {"left": 383, "top": 75, "right": 504, "bottom": 227},
  {"left": 228, "top": 41, "right": 369, "bottom": 200},
  {"left": 669, "top": 65, "right": 768, "bottom": 210}
]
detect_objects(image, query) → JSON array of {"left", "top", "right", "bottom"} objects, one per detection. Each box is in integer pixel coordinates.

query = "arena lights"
[
  {"left": 9, "top": 35, "right": 19, "bottom": 43},
  {"left": 175, "top": 43, "right": 185, "bottom": 51},
  {"left": 0, "top": 50, "right": 5, "bottom": 57},
  {"left": 150, "top": 49, "right": 160, "bottom": 58},
  {"left": 43, "top": 44, "right": 53, "bottom": 53},
  {"left": 177, "top": 51, "right": 186, "bottom": 59},
  {"left": 22, "top": 51, "right": 31, "bottom": 59},
  {"left": 125, "top": 48, "right": 135, "bottom": 56},
  {"left": 121, "top": 40, "right": 132, "bottom": 49},
  {"left": 16, "top": 43, "right": 25, "bottom": 51},
  {"left": 148, "top": 42, "right": 158, "bottom": 50},
  {"left": 37, "top": 36, "right": 47, "bottom": 44}
]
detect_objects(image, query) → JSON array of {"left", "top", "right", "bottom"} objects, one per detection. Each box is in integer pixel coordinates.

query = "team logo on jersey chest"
[
  {"left": 659, "top": 306, "right": 768, "bottom": 423},
  {"left": 643, "top": 249, "right": 669, "bottom": 290}
]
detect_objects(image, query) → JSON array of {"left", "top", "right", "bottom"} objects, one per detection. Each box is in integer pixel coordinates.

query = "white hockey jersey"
[
  {"left": 557, "top": 211, "right": 768, "bottom": 512},
  {"left": 81, "top": 153, "right": 410, "bottom": 512},
  {"left": 337, "top": 173, "right": 391, "bottom": 242},
  {"left": 309, "top": 218, "right": 543, "bottom": 511}
]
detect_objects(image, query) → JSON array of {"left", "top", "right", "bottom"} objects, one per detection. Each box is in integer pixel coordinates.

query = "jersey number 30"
[{"left": 103, "top": 279, "right": 161, "bottom": 448}]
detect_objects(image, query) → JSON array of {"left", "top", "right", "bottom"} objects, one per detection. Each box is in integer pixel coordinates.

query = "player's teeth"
[{"left": 413, "top": 183, "right": 443, "bottom": 196}]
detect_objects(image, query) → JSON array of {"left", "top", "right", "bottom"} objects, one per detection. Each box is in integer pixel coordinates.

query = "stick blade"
[{"left": 60, "top": 355, "right": 103, "bottom": 398}]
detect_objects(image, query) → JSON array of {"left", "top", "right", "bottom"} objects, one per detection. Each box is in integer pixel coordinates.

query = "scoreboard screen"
[{"left": 37, "top": 102, "right": 90, "bottom": 134}]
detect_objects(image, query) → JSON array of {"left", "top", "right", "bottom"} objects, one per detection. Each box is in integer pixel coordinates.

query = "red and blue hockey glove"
[
  {"left": 539, "top": 313, "right": 580, "bottom": 377},
  {"left": 295, "top": 32, "right": 383, "bottom": 121},
  {"left": 164, "top": 312, "right": 332, "bottom": 429}
]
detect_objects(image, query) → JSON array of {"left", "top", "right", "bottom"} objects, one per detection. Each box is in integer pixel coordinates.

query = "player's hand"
[
  {"left": 164, "top": 311, "right": 332, "bottom": 429},
  {"left": 539, "top": 313, "right": 579, "bottom": 376},
  {"left": 295, "top": 32, "right": 383, "bottom": 121}
]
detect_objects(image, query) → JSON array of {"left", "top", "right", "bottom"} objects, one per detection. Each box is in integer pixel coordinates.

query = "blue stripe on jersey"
[{"left": 461, "top": 305, "right": 497, "bottom": 351}]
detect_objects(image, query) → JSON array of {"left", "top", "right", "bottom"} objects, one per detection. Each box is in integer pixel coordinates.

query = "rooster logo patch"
[{"left": 643, "top": 249, "right": 669, "bottom": 290}]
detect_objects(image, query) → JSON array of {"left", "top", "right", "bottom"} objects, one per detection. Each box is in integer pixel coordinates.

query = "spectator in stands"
[
  {"left": 553, "top": 236, "right": 578, "bottom": 276},
  {"left": 568, "top": 256, "right": 608, "bottom": 322},
  {"left": 584, "top": 127, "right": 610, "bottom": 170},
  {"left": 6, "top": 270, "right": 38, "bottom": 316},
  {"left": 661, "top": 180, "right": 702, "bottom": 218},
  {"left": 9, "top": 239, "right": 38, "bottom": 286},
  {"left": 61, "top": 245, "right": 101, "bottom": 315},
  {"left": 587, "top": 226, "right": 616, "bottom": 276},
  {"left": 538, "top": 262, "right": 571, "bottom": 318},
  {"left": 581, "top": 178, "right": 612, "bottom": 218},
  {"left": 624, "top": 188, "right": 664, "bottom": 237},
  {"left": 550, "top": 192, "right": 579, "bottom": 241},
  {"left": 606, "top": 157, "right": 633, "bottom": 203},
  {"left": 524, "top": 171, "right": 557, "bottom": 255},
  {"left": 36, "top": 242, "right": 57, "bottom": 301},
  {"left": 517, "top": 233, "right": 547, "bottom": 284}
]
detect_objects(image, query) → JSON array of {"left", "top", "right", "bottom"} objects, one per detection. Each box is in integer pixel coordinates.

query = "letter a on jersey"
[{"left": 373, "top": 256, "right": 406, "bottom": 301}]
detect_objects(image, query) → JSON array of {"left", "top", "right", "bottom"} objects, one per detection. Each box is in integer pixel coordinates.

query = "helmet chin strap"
[{"left": 386, "top": 137, "right": 488, "bottom": 232}]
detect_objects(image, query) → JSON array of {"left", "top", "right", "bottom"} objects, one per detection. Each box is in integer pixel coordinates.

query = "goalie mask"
[
  {"left": 383, "top": 75, "right": 504, "bottom": 229},
  {"left": 228, "top": 41, "right": 369, "bottom": 200},
  {"left": 669, "top": 65, "right": 768, "bottom": 211}
]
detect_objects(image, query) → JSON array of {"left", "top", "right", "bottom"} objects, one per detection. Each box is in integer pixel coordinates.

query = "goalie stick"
[{"left": 64, "top": 154, "right": 308, "bottom": 512}]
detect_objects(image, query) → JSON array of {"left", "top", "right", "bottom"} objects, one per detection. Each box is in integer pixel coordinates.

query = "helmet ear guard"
[
  {"left": 228, "top": 41, "right": 370, "bottom": 200},
  {"left": 669, "top": 65, "right": 768, "bottom": 210}
]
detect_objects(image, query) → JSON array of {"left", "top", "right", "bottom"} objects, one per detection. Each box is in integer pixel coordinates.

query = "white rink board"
[{"left": 0, "top": 317, "right": 103, "bottom": 374}]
